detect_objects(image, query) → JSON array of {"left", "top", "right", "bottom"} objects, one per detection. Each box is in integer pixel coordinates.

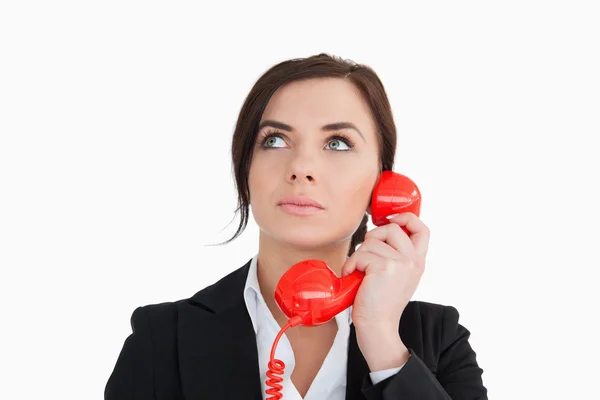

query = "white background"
[{"left": 1, "top": 1, "right": 599, "bottom": 399}]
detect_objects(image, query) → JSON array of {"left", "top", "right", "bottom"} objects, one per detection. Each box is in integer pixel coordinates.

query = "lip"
[
  {"left": 278, "top": 204, "right": 323, "bottom": 216},
  {"left": 277, "top": 195, "right": 324, "bottom": 209}
]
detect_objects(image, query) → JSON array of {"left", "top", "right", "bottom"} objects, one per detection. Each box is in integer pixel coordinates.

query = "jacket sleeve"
[
  {"left": 361, "top": 305, "right": 488, "bottom": 400},
  {"left": 104, "top": 306, "right": 155, "bottom": 400}
]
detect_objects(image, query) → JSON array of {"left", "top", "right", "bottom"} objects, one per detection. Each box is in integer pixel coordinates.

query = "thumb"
[{"left": 341, "top": 255, "right": 357, "bottom": 277}]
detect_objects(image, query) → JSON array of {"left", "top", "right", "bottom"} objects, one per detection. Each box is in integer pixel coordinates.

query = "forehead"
[{"left": 261, "top": 78, "right": 376, "bottom": 133}]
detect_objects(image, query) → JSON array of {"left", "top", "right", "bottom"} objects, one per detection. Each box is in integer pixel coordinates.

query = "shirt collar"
[{"left": 243, "top": 253, "right": 353, "bottom": 334}]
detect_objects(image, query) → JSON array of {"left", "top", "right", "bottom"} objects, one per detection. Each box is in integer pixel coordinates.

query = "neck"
[{"left": 255, "top": 230, "right": 351, "bottom": 327}]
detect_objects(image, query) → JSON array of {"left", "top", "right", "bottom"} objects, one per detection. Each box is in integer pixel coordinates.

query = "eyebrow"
[{"left": 258, "top": 119, "right": 365, "bottom": 142}]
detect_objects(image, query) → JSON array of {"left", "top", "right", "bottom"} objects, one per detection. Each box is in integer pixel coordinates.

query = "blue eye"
[
  {"left": 258, "top": 131, "right": 355, "bottom": 151},
  {"left": 263, "top": 135, "right": 286, "bottom": 148},
  {"left": 327, "top": 138, "right": 350, "bottom": 151}
]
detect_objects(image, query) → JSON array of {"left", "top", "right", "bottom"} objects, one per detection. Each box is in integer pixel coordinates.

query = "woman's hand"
[{"left": 341, "top": 212, "right": 430, "bottom": 370}]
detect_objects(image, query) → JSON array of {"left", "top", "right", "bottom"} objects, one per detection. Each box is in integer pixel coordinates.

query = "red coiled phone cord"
[{"left": 265, "top": 315, "right": 303, "bottom": 399}]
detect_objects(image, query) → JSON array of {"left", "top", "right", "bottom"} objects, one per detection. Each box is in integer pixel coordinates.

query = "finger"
[
  {"left": 386, "top": 212, "right": 431, "bottom": 260},
  {"left": 365, "top": 222, "right": 416, "bottom": 260},
  {"left": 354, "top": 237, "right": 400, "bottom": 261},
  {"left": 341, "top": 251, "right": 385, "bottom": 277}
]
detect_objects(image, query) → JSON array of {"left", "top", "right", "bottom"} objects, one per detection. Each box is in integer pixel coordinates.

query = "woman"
[{"left": 104, "top": 53, "right": 487, "bottom": 400}]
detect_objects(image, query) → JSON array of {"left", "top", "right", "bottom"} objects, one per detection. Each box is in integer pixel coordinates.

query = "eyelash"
[{"left": 257, "top": 130, "right": 356, "bottom": 150}]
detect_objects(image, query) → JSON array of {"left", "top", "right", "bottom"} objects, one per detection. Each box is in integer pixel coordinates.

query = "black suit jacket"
[{"left": 105, "top": 258, "right": 487, "bottom": 399}]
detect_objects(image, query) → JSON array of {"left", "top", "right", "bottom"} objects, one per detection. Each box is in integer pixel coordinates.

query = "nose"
[
  {"left": 287, "top": 151, "right": 317, "bottom": 184},
  {"left": 290, "top": 173, "right": 314, "bottom": 183}
]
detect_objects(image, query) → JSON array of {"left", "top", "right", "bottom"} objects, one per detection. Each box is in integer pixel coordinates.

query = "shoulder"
[
  {"left": 128, "top": 260, "right": 251, "bottom": 333},
  {"left": 130, "top": 259, "right": 252, "bottom": 327},
  {"left": 106, "top": 264, "right": 252, "bottom": 398},
  {"left": 415, "top": 301, "right": 463, "bottom": 345},
  {"left": 106, "top": 300, "right": 191, "bottom": 398},
  {"left": 400, "top": 300, "right": 466, "bottom": 366},
  {"left": 402, "top": 301, "right": 486, "bottom": 395},
  {"left": 125, "top": 299, "right": 187, "bottom": 353},
  {"left": 129, "top": 300, "right": 183, "bottom": 330},
  {"left": 411, "top": 301, "right": 476, "bottom": 354},
  {"left": 403, "top": 299, "right": 460, "bottom": 326}
]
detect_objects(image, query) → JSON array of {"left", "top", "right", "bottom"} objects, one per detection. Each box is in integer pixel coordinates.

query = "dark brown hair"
[{"left": 216, "top": 53, "right": 397, "bottom": 256}]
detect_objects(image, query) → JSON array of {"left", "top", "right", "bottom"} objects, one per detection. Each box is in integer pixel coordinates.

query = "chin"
[
  {"left": 268, "top": 224, "right": 351, "bottom": 250},
  {"left": 281, "top": 236, "right": 326, "bottom": 249}
]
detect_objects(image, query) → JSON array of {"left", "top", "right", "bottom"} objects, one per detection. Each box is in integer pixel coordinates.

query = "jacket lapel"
[
  {"left": 345, "top": 323, "right": 370, "bottom": 399},
  {"left": 176, "top": 258, "right": 427, "bottom": 400},
  {"left": 177, "top": 259, "right": 263, "bottom": 399}
]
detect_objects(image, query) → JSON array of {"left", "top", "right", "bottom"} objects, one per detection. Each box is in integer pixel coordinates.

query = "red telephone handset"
[{"left": 265, "top": 171, "right": 421, "bottom": 399}]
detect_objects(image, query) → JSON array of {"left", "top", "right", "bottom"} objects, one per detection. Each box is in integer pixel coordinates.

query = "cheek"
[
  {"left": 330, "top": 173, "right": 377, "bottom": 214},
  {"left": 248, "top": 158, "right": 275, "bottom": 205},
  {"left": 248, "top": 169, "right": 263, "bottom": 204}
]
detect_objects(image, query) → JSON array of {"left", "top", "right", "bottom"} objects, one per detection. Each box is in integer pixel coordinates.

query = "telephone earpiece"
[
  {"left": 265, "top": 171, "right": 421, "bottom": 398},
  {"left": 370, "top": 170, "right": 422, "bottom": 230}
]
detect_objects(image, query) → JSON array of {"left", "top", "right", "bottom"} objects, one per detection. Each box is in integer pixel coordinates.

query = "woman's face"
[{"left": 249, "top": 77, "right": 381, "bottom": 249}]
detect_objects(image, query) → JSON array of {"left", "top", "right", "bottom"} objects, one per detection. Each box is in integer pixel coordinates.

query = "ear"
[{"left": 366, "top": 170, "right": 381, "bottom": 216}]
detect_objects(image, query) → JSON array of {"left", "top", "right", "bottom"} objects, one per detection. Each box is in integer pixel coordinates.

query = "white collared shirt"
[{"left": 243, "top": 253, "right": 404, "bottom": 400}]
